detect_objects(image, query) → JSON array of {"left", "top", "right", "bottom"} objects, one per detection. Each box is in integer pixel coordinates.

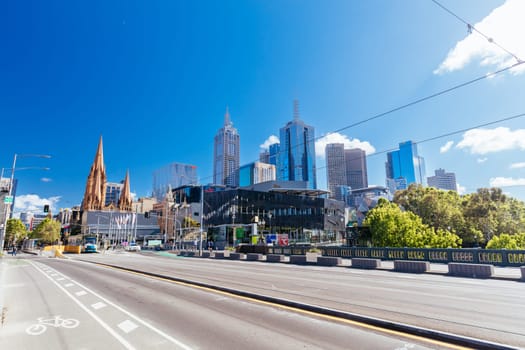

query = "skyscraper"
[
  {"left": 277, "top": 100, "right": 317, "bottom": 189},
  {"left": 345, "top": 148, "right": 368, "bottom": 190},
  {"left": 385, "top": 140, "right": 425, "bottom": 193},
  {"left": 326, "top": 143, "right": 346, "bottom": 200},
  {"left": 326, "top": 144, "right": 368, "bottom": 200},
  {"left": 427, "top": 168, "right": 457, "bottom": 191},
  {"left": 213, "top": 107, "right": 240, "bottom": 187},
  {"left": 152, "top": 162, "right": 198, "bottom": 201}
]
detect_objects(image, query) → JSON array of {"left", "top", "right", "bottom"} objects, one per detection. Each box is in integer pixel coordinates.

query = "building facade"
[
  {"left": 105, "top": 182, "right": 123, "bottom": 207},
  {"left": 326, "top": 144, "right": 368, "bottom": 200},
  {"left": 152, "top": 162, "right": 198, "bottom": 201},
  {"left": 213, "top": 107, "right": 240, "bottom": 187},
  {"left": 239, "top": 162, "right": 276, "bottom": 187},
  {"left": 385, "top": 140, "right": 425, "bottom": 193},
  {"left": 427, "top": 168, "right": 457, "bottom": 191},
  {"left": 345, "top": 148, "right": 368, "bottom": 190},
  {"left": 277, "top": 101, "right": 317, "bottom": 189}
]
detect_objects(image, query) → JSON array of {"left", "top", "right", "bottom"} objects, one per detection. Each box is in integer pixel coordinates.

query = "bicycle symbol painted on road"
[{"left": 26, "top": 315, "right": 80, "bottom": 335}]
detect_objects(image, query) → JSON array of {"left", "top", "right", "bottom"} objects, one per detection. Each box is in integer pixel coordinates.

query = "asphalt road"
[
  {"left": 75, "top": 250, "right": 525, "bottom": 348},
  {"left": 0, "top": 253, "right": 457, "bottom": 350}
]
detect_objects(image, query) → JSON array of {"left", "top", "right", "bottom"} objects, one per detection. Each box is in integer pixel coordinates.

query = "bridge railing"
[{"left": 265, "top": 246, "right": 525, "bottom": 267}]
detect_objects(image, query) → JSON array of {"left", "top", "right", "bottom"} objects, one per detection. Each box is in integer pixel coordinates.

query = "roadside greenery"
[
  {"left": 5, "top": 218, "right": 27, "bottom": 246},
  {"left": 31, "top": 218, "right": 61, "bottom": 244},
  {"left": 363, "top": 198, "right": 462, "bottom": 248},
  {"left": 366, "top": 184, "right": 525, "bottom": 248}
]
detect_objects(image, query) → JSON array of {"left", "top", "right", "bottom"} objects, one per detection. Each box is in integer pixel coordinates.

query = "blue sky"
[{"left": 1, "top": 0, "right": 524, "bottom": 214}]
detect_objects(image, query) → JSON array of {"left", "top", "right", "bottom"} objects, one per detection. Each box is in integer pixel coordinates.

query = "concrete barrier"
[
  {"left": 317, "top": 256, "right": 342, "bottom": 266},
  {"left": 448, "top": 263, "right": 494, "bottom": 278},
  {"left": 394, "top": 260, "right": 430, "bottom": 273},
  {"left": 350, "top": 258, "right": 381, "bottom": 269},
  {"left": 246, "top": 253, "right": 263, "bottom": 261},
  {"left": 229, "top": 253, "right": 244, "bottom": 260},
  {"left": 289, "top": 255, "right": 308, "bottom": 265},
  {"left": 521, "top": 266, "right": 525, "bottom": 281},
  {"left": 214, "top": 252, "right": 226, "bottom": 259},
  {"left": 198, "top": 251, "right": 210, "bottom": 258},
  {"left": 266, "top": 254, "right": 286, "bottom": 263}
]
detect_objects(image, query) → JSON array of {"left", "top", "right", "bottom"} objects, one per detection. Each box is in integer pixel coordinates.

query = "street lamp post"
[{"left": 1, "top": 153, "right": 51, "bottom": 251}]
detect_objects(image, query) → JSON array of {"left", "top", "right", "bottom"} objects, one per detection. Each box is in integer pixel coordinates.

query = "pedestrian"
[
  {"left": 208, "top": 240, "right": 213, "bottom": 252},
  {"left": 11, "top": 246, "right": 17, "bottom": 256}
]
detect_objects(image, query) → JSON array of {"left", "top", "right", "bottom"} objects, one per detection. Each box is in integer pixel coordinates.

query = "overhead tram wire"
[
  {"left": 314, "top": 111, "right": 525, "bottom": 174},
  {"left": 431, "top": 0, "right": 523, "bottom": 64},
  {"left": 200, "top": 58, "right": 525, "bottom": 186}
]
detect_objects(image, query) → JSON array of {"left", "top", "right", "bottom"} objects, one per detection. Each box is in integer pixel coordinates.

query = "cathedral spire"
[
  {"left": 81, "top": 136, "right": 107, "bottom": 211},
  {"left": 118, "top": 169, "right": 132, "bottom": 212}
]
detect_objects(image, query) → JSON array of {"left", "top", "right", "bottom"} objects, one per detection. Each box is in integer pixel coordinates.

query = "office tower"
[
  {"left": 269, "top": 143, "right": 280, "bottom": 166},
  {"left": 326, "top": 144, "right": 369, "bottom": 200},
  {"left": 277, "top": 100, "right": 317, "bottom": 189},
  {"left": 345, "top": 148, "right": 368, "bottom": 190},
  {"left": 213, "top": 107, "right": 240, "bottom": 187},
  {"left": 427, "top": 168, "right": 457, "bottom": 191},
  {"left": 105, "top": 181, "right": 123, "bottom": 207},
  {"left": 385, "top": 140, "right": 425, "bottom": 192},
  {"left": 326, "top": 143, "right": 346, "bottom": 200},
  {"left": 152, "top": 162, "right": 198, "bottom": 201},
  {"left": 259, "top": 150, "right": 270, "bottom": 164},
  {"left": 239, "top": 162, "right": 276, "bottom": 186}
]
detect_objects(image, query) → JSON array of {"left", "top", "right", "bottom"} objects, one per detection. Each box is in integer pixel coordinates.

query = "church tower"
[
  {"left": 118, "top": 170, "right": 133, "bottom": 212},
  {"left": 82, "top": 136, "right": 107, "bottom": 211}
]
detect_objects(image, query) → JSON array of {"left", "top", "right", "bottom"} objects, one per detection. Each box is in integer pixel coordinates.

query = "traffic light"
[{"left": 43, "top": 205, "right": 49, "bottom": 213}]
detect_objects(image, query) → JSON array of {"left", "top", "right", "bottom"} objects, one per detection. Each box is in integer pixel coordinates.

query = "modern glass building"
[
  {"left": 326, "top": 144, "right": 368, "bottom": 200},
  {"left": 385, "top": 140, "right": 425, "bottom": 192},
  {"left": 239, "top": 162, "right": 276, "bottom": 187},
  {"left": 152, "top": 162, "right": 198, "bottom": 201},
  {"left": 213, "top": 108, "right": 240, "bottom": 187},
  {"left": 277, "top": 101, "right": 317, "bottom": 189},
  {"left": 345, "top": 148, "right": 368, "bottom": 190},
  {"left": 105, "top": 181, "right": 123, "bottom": 207}
]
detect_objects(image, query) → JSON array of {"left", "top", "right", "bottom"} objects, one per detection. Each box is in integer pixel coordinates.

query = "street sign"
[{"left": 4, "top": 195, "right": 13, "bottom": 204}]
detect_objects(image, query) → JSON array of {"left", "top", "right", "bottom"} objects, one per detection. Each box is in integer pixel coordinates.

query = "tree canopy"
[
  {"left": 392, "top": 185, "right": 525, "bottom": 247},
  {"left": 5, "top": 218, "right": 27, "bottom": 246},
  {"left": 363, "top": 198, "right": 461, "bottom": 248},
  {"left": 31, "top": 218, "right": 61, "bottom": 244}
]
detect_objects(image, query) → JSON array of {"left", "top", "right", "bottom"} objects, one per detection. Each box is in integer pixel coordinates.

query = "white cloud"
[
  {"left": 41, "top": 177, "right": 52, "bottom": 183},
  {"left": 315, "top": 133, "right": 375, "bottom": 159},
  {"left": 489, "top": 177, "right": 525, "bottom": 187},
  {"left": 259, "top": 135, "right": 280, "bottom": 150},
  {"left": 510, "top": 162, "right": 525, "bottom": 169},
  {"left": 456, "top": 127, "right": 525, "bottom": 155},
  {"left": 435, "top": 0, "right": 525, "bottom": 75},
  {"left": 477, "top": 157, "right": 488, "bottom": 163},
  {"left": 440, "top": 141, "right": 454, "bottom": 153},
  {"left": 456, "top": 183, "right": 467, "bottom": 195},
  {"left": 13, "top": 194, "right": 61, "bottom": 215}
]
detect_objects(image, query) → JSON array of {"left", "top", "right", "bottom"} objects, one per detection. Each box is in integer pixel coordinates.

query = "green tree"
[
  {"left": 363, "top": 198, "right": 461, "bottom": 248},
  {"left": 486, "top": 233, "right": 525, "bottom": 249},
  {"left": 32, "top": 218, "right": 61, "bottom": 244},
  {"left": 5, "top": 218, "right": 27, "bottom": 246}
]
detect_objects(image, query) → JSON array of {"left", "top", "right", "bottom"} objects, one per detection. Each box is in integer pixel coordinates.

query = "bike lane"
[{"left": 0, "top": 256, "right": 191, "bottom": 350}]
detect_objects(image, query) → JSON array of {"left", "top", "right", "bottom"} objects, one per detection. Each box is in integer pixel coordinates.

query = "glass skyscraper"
[
  {"left": 385, "top": 140, "right": 425, "bottom": 192},
  {"left": 277, "top": 101, "right": 317, "bottom": 189},
  {"left": 152, "top": 162, "right": 198, "bottom": 201},
  {"left": 213, "top": 107, "right": 240, "bottom": 187}
]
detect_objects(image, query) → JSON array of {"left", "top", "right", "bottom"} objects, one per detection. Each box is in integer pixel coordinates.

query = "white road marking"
[
  {"left": 56, "top": 278, "right": 65, "bottom": 281},
  {"left": 64, "top": 283, "right": 74, "bottom": 288},
  {"left": 75, "top": 291, "right": 88, "bottom": 297},
  {"left": 91, "top": 302, "right": 107, "bottom": 310},
  {"left": 118, "top": 320, "right": 138, "bottom": 333},
  {"left": 29, "top": 262, "right": 136, "bottom": 350},
  {"left": 31, "top": 261, "right": 192, "bottom": 350}
]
